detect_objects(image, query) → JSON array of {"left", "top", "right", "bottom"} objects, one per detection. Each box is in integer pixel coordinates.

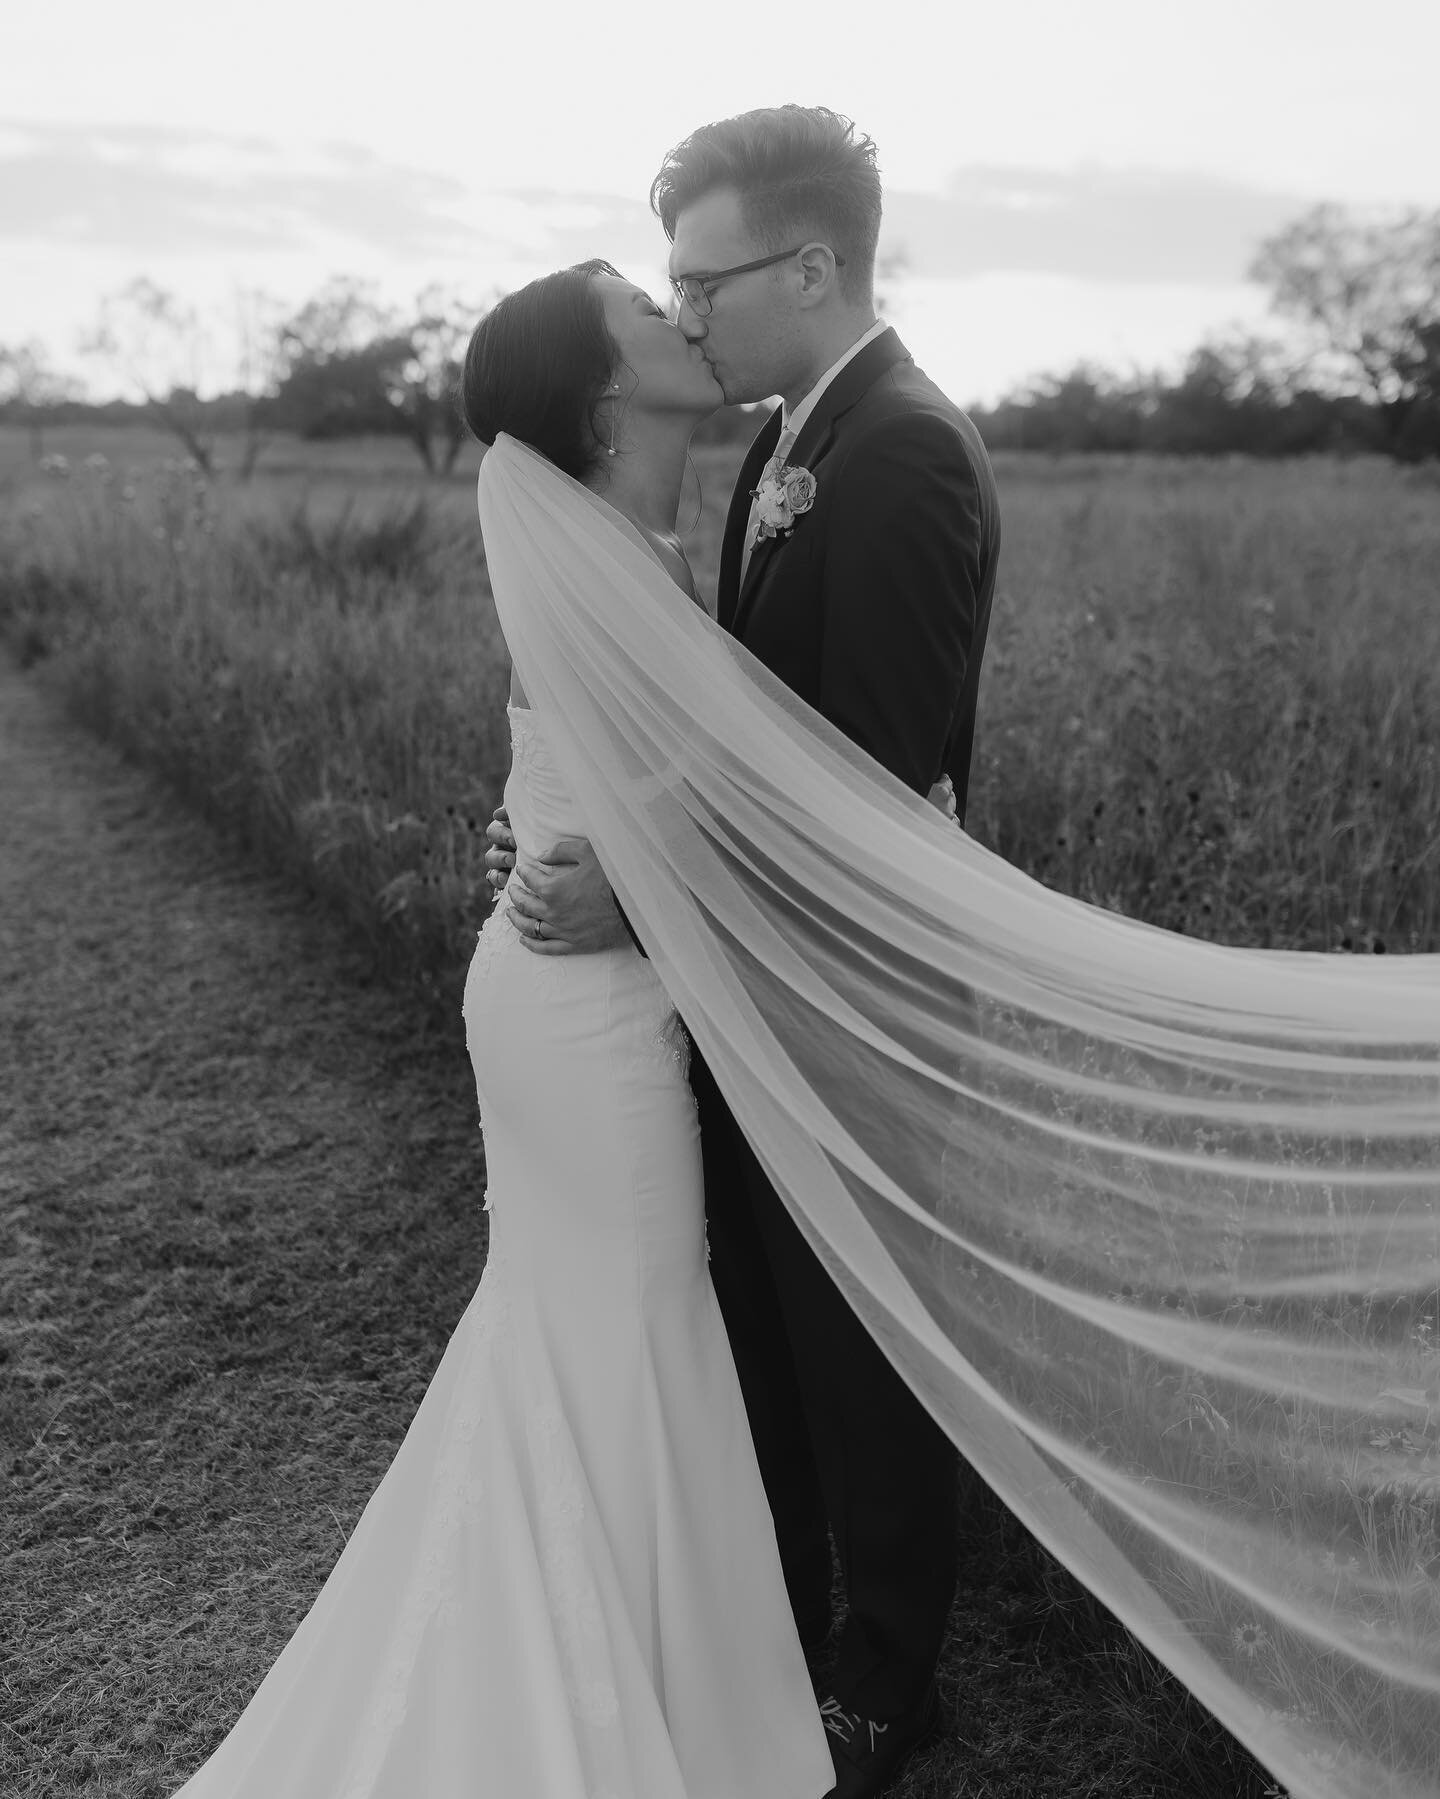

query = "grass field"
[
  {"left": 3, "top": 422, "right": 1439, "bottom": 1797},
  {"left": 5, "top": 422, "right": 1437, "bottom": 993}
]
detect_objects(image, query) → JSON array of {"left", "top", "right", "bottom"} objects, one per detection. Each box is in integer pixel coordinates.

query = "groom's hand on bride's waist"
[{"left": 498, "top": 829, "right": 632, "bottom": 956}]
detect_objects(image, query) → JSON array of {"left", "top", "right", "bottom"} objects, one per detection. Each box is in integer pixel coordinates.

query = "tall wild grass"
[
  {"left": 1, "top": 453, "right": 507, "bottom": 1004},
  {"left": 3, "top": 440, "right": 1436, "bottom": 1005},
  {"left": 967, "top": 455, "right": 1440, "bottom": 955}
]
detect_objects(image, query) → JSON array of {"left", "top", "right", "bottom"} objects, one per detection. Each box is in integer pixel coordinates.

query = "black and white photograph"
[{"left": 3, "top": 6, "right": 1439, "bottom": 1797}]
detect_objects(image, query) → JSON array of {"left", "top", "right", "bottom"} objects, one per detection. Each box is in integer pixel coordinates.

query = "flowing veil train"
[{"left": 477, "top": 432, "right": 1440, "bottom": 1799}]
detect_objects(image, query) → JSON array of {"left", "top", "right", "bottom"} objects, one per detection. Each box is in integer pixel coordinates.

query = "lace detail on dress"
[
  {"left": 466, "top": 896, "right": 573, "bottom": 1007},
  {"left": 514, "top": 928, "right": 575, "bottom": 990},
  {"left": 652, "top": 1009, "right": 692, "bottom": 1081},
  {"left": 507, "top": 704, "right": 541, "bottom": 755},
  {"left": 468, "top": 904, "right": 515, "bottom": 984}
]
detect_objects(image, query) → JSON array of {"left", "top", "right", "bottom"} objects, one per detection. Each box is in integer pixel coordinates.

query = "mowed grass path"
[
  {"left": 0, "top": 652, "right": 1280, "bottom": 1798},
  {"left": 0, "top": 655, "right": 488, "bottom": 1796}
]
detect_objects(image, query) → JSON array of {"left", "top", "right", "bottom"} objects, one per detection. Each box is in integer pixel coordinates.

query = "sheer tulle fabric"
[{"left": 478, "top": 433, "right": 1440, "bottom": 1799}]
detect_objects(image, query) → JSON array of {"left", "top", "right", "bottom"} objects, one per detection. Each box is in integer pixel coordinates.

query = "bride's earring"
[{"left": 607, "top": 382, "right": 620, "bottom": 457}]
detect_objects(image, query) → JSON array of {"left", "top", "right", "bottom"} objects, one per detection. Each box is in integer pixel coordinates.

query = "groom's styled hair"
[{"left": 650, "top": 106, "right": 881, "bottom": 305}]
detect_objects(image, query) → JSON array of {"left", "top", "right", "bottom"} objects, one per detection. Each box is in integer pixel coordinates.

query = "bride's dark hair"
[{"left": 462, "top": 259, "right": 623, "bottom": 480}]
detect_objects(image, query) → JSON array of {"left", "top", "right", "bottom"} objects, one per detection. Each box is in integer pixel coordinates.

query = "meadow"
[
  {"left": 3, "top": 422, "right": 1440, "bottom": 1797},
  {"left": 4, "top": 423, "right": 1438, "bottom": 996}
]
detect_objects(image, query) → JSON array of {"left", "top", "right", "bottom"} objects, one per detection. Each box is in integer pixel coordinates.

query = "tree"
[
  {"left": 1004, "top": 364, "right": 1157, "bottom": 453},
  {"left": 268, "top": 278, "right": 411, "bottom": 447},
  {"left": 0, "top": 341, "right": 81, "bottom": 459},
  {"left": 395, "top": 284, "right": 483, "bottom": 475},
  {"left": 270, "top": 279, "right": 486, "bottom": 475},
  {"left": 1388, "top": 317, "right": 1440, "bottom": 457},
  {"left": 231, "top": 286, "right": 290, "bottom": 479},
  {"left": 1150, "top": 334, "right": 1300, "bottom": 454},
  {"left": 82, "top": 278, "right": 218, "bottom": 474},
  {"left": 79, "top": 279, "right": 289, "bottom": 478},
  {"left": 277, "top": 277, "right": 392, "bottom": 370},
  {"left": 1249, "top": 204, "right": 1440, "bottom": 454}
]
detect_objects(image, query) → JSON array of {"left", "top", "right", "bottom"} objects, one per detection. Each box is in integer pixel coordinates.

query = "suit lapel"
[
  {"left": 717, "top": 407, "right": 783, "bottom": 631},
  {"left": 787, "top": 325, "right": 910, "bottom": 474},
  {"left": 729, "top": 328, "right": 914, "bottom": 640}
]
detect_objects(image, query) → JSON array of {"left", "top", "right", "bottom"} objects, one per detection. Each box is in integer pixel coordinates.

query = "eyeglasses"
[{"left": 668, "top": 245, "right": 846, "bottom": 318}]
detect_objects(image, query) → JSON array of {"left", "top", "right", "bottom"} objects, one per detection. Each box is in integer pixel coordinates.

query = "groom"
[{"left": 489, "top": 105, "right": 1000, "bottom": 1798}]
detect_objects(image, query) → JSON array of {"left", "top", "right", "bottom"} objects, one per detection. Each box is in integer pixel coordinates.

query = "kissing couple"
[{"left": 173, "top": 99, "right": 994, "bottom": 1799}]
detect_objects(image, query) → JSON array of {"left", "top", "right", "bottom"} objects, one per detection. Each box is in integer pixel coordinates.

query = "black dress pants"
[{"left": 693, "top": 1049, "right": 958, "bottom": 1717}]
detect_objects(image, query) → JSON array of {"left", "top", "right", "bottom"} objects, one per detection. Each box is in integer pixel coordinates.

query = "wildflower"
[{"left": 1232, "top": 1621, "right": 1269, "bottom": 1659}]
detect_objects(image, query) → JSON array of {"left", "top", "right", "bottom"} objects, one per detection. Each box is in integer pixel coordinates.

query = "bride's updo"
[{"left": 462, "top": 259, "right": 622, "bottom": 480}]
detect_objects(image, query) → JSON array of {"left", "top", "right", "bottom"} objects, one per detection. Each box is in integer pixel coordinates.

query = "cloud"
[
  {"left": 0, "top": 123, "right": 1310, "bottom": 288},
  {"left": 0, "top": 123, "right": 473, "bottom": 257},
  {"left": 881, "top": 167, "right": 1310, "bottom": 284}
]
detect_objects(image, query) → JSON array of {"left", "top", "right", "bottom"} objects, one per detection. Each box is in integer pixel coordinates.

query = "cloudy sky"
[{"left": 3, "top": 0, "right": 1437, "bottom": 406}]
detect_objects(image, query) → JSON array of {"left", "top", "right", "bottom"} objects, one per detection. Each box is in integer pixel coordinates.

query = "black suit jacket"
[{"left": 718, "top": 327, "right": 1000, "bottom": 817}]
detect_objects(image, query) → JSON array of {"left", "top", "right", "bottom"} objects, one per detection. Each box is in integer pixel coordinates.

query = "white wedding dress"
[{"left": 170, "top": 703, "right": 834, "bottom": 1799}]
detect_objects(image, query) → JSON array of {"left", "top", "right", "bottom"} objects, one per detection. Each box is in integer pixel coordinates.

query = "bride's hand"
[{"left": 485, "top": 807, "right": 516, "bottom": 897}]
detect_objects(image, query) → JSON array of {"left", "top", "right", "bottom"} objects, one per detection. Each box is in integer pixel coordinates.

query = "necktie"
[{"left": 738, "top": 423, "right": 798, "bottom": 592}]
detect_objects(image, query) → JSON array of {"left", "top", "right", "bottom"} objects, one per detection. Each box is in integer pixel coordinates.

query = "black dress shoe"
[{"left": 818, "top": 1685, "right": 942, "bottom": 1799}]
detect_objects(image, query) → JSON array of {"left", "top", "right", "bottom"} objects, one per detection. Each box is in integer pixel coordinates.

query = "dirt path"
[{"left": 0, "top": 658, "right": 489, "bottom": 1797}]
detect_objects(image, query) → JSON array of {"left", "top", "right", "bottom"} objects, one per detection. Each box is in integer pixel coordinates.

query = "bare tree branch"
[
  {"left": 81, "top": 279, "right": 217, "bottom": 474},
  {"left": 1249, "top": 204, "right": 1440, "bottom": 439}
]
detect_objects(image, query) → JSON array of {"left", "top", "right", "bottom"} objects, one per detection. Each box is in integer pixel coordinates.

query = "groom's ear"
[{"left": 795, "top": 243, "right": 842, "bottom": 305}]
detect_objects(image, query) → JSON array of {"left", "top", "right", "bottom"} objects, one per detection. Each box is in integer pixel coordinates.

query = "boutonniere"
[{"left": 751, "top": 461, "right": 818, "bottom": 542}]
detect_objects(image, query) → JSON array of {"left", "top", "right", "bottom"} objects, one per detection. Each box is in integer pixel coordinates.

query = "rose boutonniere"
[{"left": 751, "top": 461, "right": 818, "bottom": 543}]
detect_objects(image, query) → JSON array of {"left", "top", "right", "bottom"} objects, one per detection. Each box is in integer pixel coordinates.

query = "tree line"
[
  {"left": 2, "top": 203, "right": 1437, "bottom": 471},
  {"left": 971, "top": 204, "right": 1440, "bottom": 460},
  {"left": 0, "top": 277, "right": 488, "bottom": 477}
]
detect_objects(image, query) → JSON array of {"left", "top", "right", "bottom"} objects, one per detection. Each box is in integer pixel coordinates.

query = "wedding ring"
[{"left": 533, "top": 918, "right": 544, "bottom": 939}]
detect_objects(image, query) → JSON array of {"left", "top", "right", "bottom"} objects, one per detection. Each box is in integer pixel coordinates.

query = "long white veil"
[{"left": 477, "top": 432, "right": 1440, "bottom": 1799}]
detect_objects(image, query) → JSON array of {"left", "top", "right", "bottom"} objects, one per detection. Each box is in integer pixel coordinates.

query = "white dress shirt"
[
  {"left": 739, "top": 317, "right": 890, "bottom": 587},
  {"left": 780, "top": 315, "right": 890, "bottom": 446}
]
